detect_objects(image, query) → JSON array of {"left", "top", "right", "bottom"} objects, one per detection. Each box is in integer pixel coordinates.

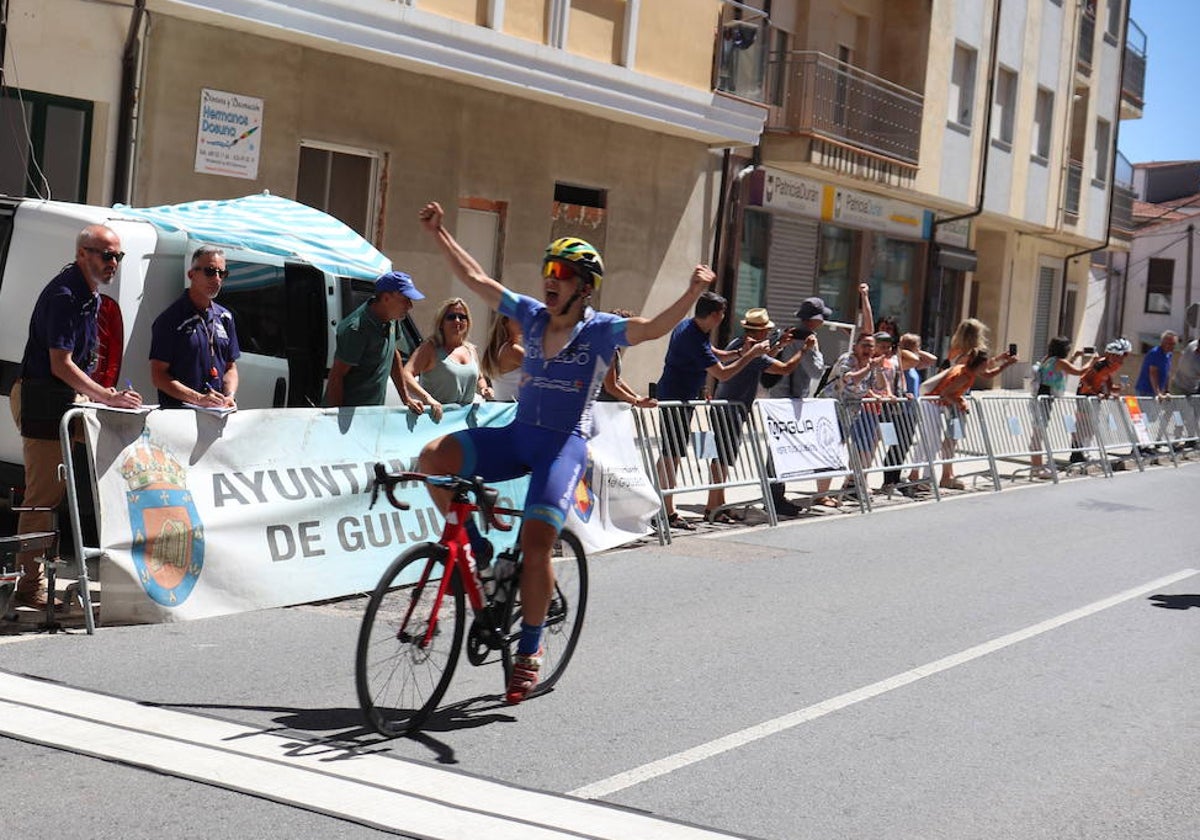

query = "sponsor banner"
[
  {"left": 88, "top": 402, "right": 654, "bottom": 624},
  {"left": 566, "top": 404, "right": 660, "bottom": 554},
  {"left": 195, "top": 88, "right": 263, "bottom": 179},
  {"left": 756, "top": 398, "right": 847, "bottom": 479},
  {"left": 1124, "top": 397, "right": 1152, "bottom": 445}
]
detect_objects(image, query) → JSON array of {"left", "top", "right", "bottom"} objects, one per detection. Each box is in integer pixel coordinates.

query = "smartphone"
[
  {"left": 1083, "top": 346, "right": 1095, "bottom": 354},
  {"left": 1008, "top": 343, "right": 1018, "bottom": 356}
]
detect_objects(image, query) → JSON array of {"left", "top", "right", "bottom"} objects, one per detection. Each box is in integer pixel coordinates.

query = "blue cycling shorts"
[{"left": 453, "top": 421, "right": 587, "bottom": 533}]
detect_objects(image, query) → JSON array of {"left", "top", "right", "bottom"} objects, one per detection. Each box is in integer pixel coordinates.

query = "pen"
[{"left": 124, "top": 379, "right": 133, "bottom": 392}]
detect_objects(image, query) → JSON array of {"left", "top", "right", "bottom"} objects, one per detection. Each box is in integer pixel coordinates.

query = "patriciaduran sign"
[
  {"left": 748, "top": 166, "right": 932, "bottom": 240},
  {"left": 194, "top": 88, "right": 263, "bottom": 180}
]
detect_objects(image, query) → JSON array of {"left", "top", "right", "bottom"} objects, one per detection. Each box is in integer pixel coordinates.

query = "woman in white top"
[{"left": 480, "top": 313, "right": 524, "bottom": 401}]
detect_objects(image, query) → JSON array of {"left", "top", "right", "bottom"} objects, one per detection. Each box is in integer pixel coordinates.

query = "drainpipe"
[
  {"left": 111, "top": 0, "right": 147, "bottom": 206},
  {"left": 1186, "top": 223, "right": 1195, "bottom": 342},
  {"left": 1058, "top": 0, "right": 1129, "bottom": 338},
  {"left": 925, "top": 0, "right": 1002, "bottom": 353},
  {"left": 0, "top": 0, "right": 9, "bottom": 85}
]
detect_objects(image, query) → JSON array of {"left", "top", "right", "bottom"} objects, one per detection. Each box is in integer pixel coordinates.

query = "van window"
[
  {"left": 220, "top": 262, "right": 287, "bottom": 357},
  {"left": 339, "top": 277, "right": 422, "bottom": 361}
]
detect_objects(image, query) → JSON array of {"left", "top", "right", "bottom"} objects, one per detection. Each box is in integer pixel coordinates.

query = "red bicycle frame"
[{"left": 380, "top": 471, "right": 518, "bottom": 650}]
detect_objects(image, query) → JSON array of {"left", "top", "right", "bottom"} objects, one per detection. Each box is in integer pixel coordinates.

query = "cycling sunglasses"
[{"left": 542, "top": 260, "right": 579, "bottom": 281}]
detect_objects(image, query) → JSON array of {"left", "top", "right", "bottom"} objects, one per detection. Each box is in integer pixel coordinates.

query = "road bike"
[{"left": 355, "top": 464, "right": 588, "bottom": 736}]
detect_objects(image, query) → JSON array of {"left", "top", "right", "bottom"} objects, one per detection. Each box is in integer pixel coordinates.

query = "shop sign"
[
  {"left": 832, "top": 186, "right": 931, "bottom": 239},
  {"left": 195, "top": 89, "right": 264, "bottom": 180},
  {"left": 750, "top": 167, "right": 932, "bottom": 239}
]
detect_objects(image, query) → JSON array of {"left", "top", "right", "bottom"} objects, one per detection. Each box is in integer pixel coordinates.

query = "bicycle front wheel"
[
  {"left": 502, "top": 529, "right": 588, "bottom": 697},
  {"left": 356, "top": 543, "right": 464, "bottom": 737}
]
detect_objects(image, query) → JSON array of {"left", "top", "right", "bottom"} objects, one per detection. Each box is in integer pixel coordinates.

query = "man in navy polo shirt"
[
  {"left": 652, "top": 290, "right": 766, "bottom": 529},
  {"left": 150, "top": 245, "right": 241, "bottom": 408},
  {"left": 11, "top": 224, "right": 143, "bottom": 608}
]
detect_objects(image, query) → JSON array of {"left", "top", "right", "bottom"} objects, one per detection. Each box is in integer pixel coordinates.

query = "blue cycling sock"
[
  {"left": 517, "top": 622, "right": 543, "bottom": 656},
  {"left": 464, "top": 518, "right": 492, "bottom": 567}
]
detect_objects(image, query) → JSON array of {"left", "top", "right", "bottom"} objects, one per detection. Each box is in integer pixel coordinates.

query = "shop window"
[
  {"left": 866, "top": 234, "right": 918, "bottom": 333},
  {"left": 816, "top": 226, "right": 855, "bottom": 317},
  {"left": 0, "top": 89, "right": 92, "bottom": 202},
  {"left": 296, "top": 142, "right": 381, "bottom": 241},
  {"left": 736, "top": 210, "right": 769, "bottom": 322},
  {"left": 1145, "top": 258, "right": 1173, "bottom": 314}
]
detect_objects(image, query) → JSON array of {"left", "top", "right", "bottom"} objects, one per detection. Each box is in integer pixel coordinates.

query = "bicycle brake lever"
[{"left": 369, "top": 463, "right": 388, "bottom": 509}]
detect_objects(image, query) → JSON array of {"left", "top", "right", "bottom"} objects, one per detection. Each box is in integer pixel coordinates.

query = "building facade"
[
  {"left": 1, "top": 0, "right": 1147, "bottom": 391},
  {"left": 713, "top": 0, "right": 1144, "bottom": 385}
]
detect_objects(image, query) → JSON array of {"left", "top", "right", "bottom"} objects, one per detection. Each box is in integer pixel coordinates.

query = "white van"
[{"left": 0, "top": 195, "right": 421, "bottom": 493}]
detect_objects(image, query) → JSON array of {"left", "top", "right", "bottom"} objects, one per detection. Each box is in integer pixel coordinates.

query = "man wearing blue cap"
[{"left": 323, "top": 271, "right": 425, "bottom": 408}]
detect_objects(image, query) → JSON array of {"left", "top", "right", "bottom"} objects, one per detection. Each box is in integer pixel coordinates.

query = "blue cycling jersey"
[{"left": 500, "top": 290, "right": 629, "bottom": 437}]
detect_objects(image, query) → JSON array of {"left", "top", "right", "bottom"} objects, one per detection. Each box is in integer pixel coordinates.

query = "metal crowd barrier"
[
  {"left": 853, "top": 397, "right": 941, "bottom": 501},
  {"left": 968, "top": 394, "right": 1056, "bottom": 483},
  {"left": 633, "top": 400, "right": 774, "bottom": 544},
  {"left": 750, "top": 398, "right": 870, "bottom": 513},
  {"left": 920, "top": 395, "right": 1002, "bottom": 492}
]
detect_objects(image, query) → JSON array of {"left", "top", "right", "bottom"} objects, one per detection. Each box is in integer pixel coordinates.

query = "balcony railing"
[
  {"left": 1065, "top": 159, "right": 1083, "bottom": 218},
  {"left": 1122, "top": 19, "right": 1147, "bottom": 110},
  {"left": 1077, "top": 10, "right": 1095, "bottom": 75},
  {"left": 765, "top": 51, "right": 923, "bottom": 165}
]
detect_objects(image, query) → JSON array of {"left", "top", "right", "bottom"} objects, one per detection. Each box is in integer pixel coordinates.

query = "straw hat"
[{"left": 741, "top": 308, "right": 774, "bottom": 330}]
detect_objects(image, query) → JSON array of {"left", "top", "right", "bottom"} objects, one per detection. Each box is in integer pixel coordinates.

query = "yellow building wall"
[
  {"left": 134, "top": 15, "right": 719, "bottom": 390},
  {"left": 504, "top": 0, "right": 548, "bottom": 43},
  {"left": 568, "top": 0, "right": 624, "bottom": 65},
  {"left": 634, "top": 0, "right": 720, "bottom": 89},
  {"left": 421, "top": 0, "right": 488, "bottom": 26}
]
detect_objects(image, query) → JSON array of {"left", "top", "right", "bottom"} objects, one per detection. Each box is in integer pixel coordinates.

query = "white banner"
[
  {"left": 87, "top": 402, "right": 655, "bottom": 624},
  {"left": 756, "top": 398, "right": 847, "bottom": 479},
  {"left": 566, "top": 403, "right": 659, "bottom": 554}
]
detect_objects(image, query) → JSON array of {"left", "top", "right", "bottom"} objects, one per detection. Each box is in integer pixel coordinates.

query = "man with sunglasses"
[
  {"left": 10, "top": 224, "right": 144, "bottom": 609},
  {"left": 417, "top": 200, "right": 715, "bottom": 705},
  {"left": 150, "top": 245, "right": 241, "bottom": 409}
]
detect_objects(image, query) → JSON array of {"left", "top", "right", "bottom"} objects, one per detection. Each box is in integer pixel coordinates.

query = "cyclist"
[{"left": 417, "top": 201, "right": 715, "bottom": 704}]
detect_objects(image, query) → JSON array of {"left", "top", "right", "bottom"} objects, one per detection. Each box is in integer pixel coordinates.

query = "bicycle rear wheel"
[
  {"left": 356, "top": 543, "right": 464, "bottom": 736},
  {"left": 501, "top": 529, "right": 588, "bottom": 697}
]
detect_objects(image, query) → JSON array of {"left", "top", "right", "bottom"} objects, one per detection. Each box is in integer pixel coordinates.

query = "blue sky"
[{"left": 1116, "top": 0, "right": 1200, "bottom": 164}]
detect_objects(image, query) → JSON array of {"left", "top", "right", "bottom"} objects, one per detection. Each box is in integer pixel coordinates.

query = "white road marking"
[
  {"left": 571, "top": 568, "right": 1199, "bottom": 800},
  {"left": 0, "top": 672, "right": 747, "bottom": 840}
]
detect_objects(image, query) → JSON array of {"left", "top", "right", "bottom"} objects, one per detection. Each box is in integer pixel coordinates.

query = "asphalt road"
[{"left": 1, "top": 463, "right": 1197, "bottom": 839}]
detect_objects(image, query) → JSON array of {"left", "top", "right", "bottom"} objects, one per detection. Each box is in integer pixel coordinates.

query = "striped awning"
[{"left": 116, "top": 193, "right": 390, "bottom": 280}]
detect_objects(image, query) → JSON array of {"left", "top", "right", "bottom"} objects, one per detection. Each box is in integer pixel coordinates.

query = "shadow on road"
[
  {"left": 1148, "top": 593, "right": 1200, "bottom": 610},
  {"left": 150, "top": 694, "right": 517, "bottom": 764}
]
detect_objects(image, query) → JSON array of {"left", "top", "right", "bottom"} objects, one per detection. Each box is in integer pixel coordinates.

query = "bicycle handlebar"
[{"left": 369, "top": 463, "right": 515, "bottom": 532}]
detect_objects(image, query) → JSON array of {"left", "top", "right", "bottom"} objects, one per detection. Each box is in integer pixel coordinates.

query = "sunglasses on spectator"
[
  {"left": 444, "top": 313, "right": 469, "bottom": 322},
  {"left": 194, "top": 266, "right": 230, "bottom": 279},
  {"left": 542, "top": 261, "right": 578, "bottom": 281},
  {"left": 84, "top": 246, "right": 125, "bottom": 263}
]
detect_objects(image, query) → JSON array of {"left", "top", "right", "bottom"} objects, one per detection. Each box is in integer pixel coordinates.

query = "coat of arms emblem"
[{"left": 121, "top": 433, "right": 204, "bottom": 606}]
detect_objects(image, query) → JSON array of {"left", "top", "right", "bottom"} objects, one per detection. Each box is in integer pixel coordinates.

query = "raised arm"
[
  {"left": 624, "top": 265, "right": 713, "bottom": 346},
  {"left": 857, "top": 283, "right": 874, "bottom": 340},
  {"left": 418, "top": 202, "right": 505, "bottom": 312}
]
